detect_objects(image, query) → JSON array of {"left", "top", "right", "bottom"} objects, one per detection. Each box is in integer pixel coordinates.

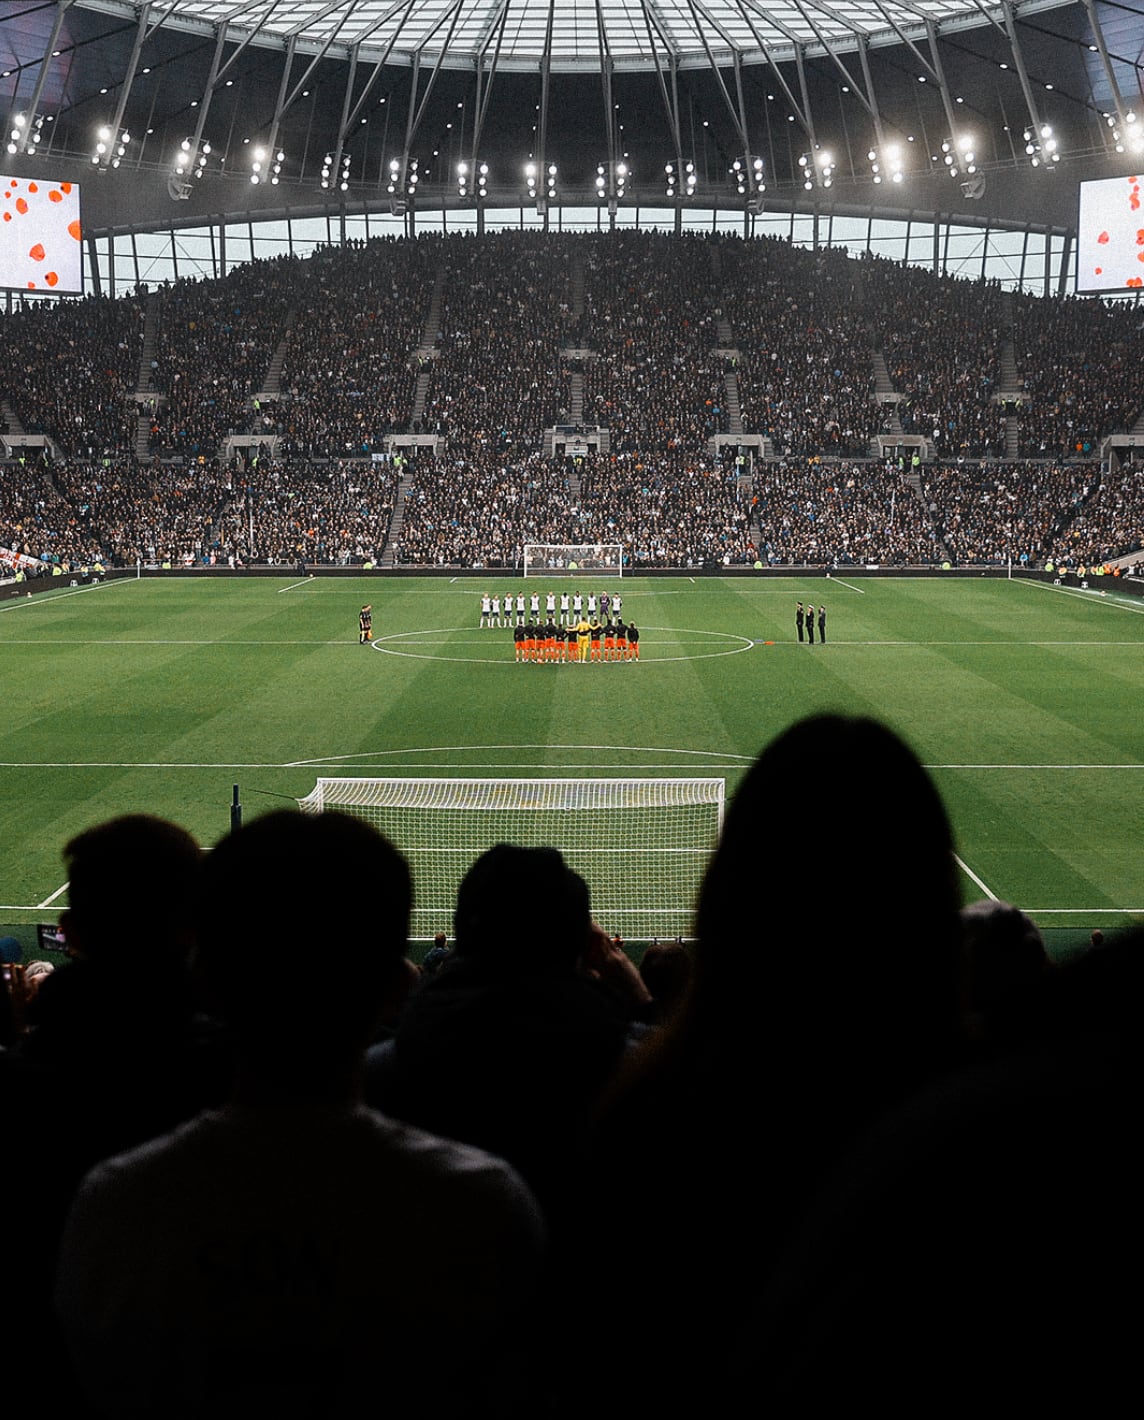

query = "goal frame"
[
  {"left": 523, "top": 544, "right": 624, "bottom": 577},
  {"left": 299, "top": 776, "right": 724, "bottom": 939}
]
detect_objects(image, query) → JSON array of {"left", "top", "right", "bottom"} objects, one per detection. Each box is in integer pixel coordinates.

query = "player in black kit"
[
  {"left": 796, "top": 602, "right": 805, "bottom": 643},
  {"left": 359, "top": 604, "right": 373, "bottom": 644},
  {"left": 818, "top": 605, "right": 826, "bottom": 643}
]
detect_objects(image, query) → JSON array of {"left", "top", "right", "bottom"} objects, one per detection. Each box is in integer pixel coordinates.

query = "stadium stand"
[{"left": 4, "top": 232, "right": 1144, "bottom": 572}]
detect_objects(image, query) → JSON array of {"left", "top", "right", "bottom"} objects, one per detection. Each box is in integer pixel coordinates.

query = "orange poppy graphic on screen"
[{"left": 2, "top": 177, "right": 82, "bottom": 292}]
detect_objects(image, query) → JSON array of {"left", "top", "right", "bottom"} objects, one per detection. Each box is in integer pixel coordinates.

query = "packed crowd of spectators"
[
  {"left": 146, "top": 259, "right": 296, "bottom": 456},
  {"left": 216, "top": 457, "right": 398, "bottom": 565},
  {"left": 921, "top": 461, "right": 1097, "bottom": 565},
  {"left": 753, "top": 458, "right": 944, "bottom": 565},
  {"left": 263, "top": 237, "right": 437, "bottom": 457},
  {"left": 1047, "top": 461, "right": 1144, "bottom": 565},
  {"left": 420, "top": 234, "right": 575, "bottom": 449},
  {"left": 861, "top": 256, "right": 1009, "bottom": 457},
  {"left": 1012, "top": 291, "right": 1144, "bottom": 457},
  {"left": 396, "top": 450, "right": 576, "bottom": 566},
  {"left": 0, "top": 293, "right": 143, "bottom": 455},
  {"left": 7, "top": 230, "right": 1144, "bottom": 572},
  {"left": 577, "top": 449, "right": 753, "bottom": 566},
  {"left": 581, "top": 231, "right": 726, "bottom": 453},
  {"left": 722, "top": 238, "right": 883, "bottom": 457},
  {"left": 1, "top": 719, "right": 1132, "bottom": 1412}
]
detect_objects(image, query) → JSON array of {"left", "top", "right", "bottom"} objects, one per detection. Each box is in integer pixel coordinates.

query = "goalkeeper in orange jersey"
[{"left": 358, "top": 604, "right": 373, "bottom": 643}]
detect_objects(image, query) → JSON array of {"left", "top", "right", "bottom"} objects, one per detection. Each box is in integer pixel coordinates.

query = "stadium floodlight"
[
  {"left": 666, "top": 159, "right": 697, "bottom": 198},
  {"left": 524, "top": 543, "right": 624, "bottom": 577},
  {"left": 940, "top": 135, "right": 977, "bottom": 178},
  {"left": 386, "top": 157, "right": 418, "bottom": 196},
  {"left": 798, "top": 151, "right": 832, "bottom": 190},
  {"left": 251, "top": 146, "right": 284, "bottom": 185},
  {"left": 869, "top": 144, "right": 904, "bottom": 185},
  {"left": 1024, "top": 123, "right": 1059, "bottom": 168},
  {"left": 9, "top": 111, "right": 45, "bottom": 156},
  {"left": 298, "top": 777, "right": 726, "bottom": 940},
  {"left": 1107, "top": 111, "right": 1144, "bottom": 156}
]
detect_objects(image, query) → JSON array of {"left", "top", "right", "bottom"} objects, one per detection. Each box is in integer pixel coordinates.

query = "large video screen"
[
  {"left": 1, "top": 174, "right": 82, "bottom": 294},
  {"left": 1077, "top": 174, "right": 1144, "bottom": 294}
]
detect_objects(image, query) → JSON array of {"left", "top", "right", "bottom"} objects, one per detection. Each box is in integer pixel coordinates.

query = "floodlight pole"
[
  {"left": 19, "top": 0, "right": 73, "bottom": 147},
  {"left": 1081, "top": 0, "right": 1136, "bottom": 137}
]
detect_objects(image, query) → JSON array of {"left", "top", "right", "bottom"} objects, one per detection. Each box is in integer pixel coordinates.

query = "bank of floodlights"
[
  {"left": 92, "top": 125, "right": 130, "bottom": 169},
  {"left": 322, "top": 152, "right": 351, "bottom": 191},
  {"left": 251, "top": 147, "right": 284, "bottom": 185},
  {"left": 387, "top": 157, "right": 419, "bottom": 196},
  {"left": 665, "top": 160, "right": 697, "bottom": 198},
  {"left": 869, "top": 144, "right": 903, "bottom": 185},
  {"left": 939, "top": 135, "right": 977, "bottom": 178},
  {"left": 596, "top": 161, "right": 628, "bottom": 203},
  {"left": 8, "top": 111, "right": 45, "bottom": 156},
  {"left": 174, "top": 137, "right": 210, "bottom": 181},
  {"left": 798, "top": 150, "right": 833, "bottom": 191},
  {"left": 525, "top": 162, "right": 558, "bottom": 202},
  {"left": 730, "top": 155, "right": 765, "bottom": 198},
  {"left": 1024, "top": 123, "right": 1059, "bottom": 168},
  {"left": 1106, "top": 111, "right": 1143, "bottom": 155},
  {"left": 458, "top": 161, "right": 488, "bottom": 199}
]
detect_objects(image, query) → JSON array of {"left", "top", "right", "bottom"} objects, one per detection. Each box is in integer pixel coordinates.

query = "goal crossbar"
[{"left": 299, "top": 776, "right": 724, "bottom": 938}]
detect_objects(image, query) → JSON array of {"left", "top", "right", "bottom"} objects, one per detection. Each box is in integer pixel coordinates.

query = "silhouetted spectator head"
[
  {"left": 695, "top": 714, "right": 961, "bottom": 1067},
  {"left": 195, "top": 810, "right": 411, "bottom": 1073},
  {"left": 454, "top": 844, "right": 590, "bottom": 972},
  {"left": 960, "top": 899, "right": 1048, "bottom": 1020},
  {"left": 60, "top": 814, "right": 201, "bottom": 970}
]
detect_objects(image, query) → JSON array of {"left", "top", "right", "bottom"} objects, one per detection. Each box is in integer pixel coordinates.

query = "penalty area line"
[
  {"left": 954, "top": 854, "right": 998, "bottom": 901},
  {"left": 825, "top": 577, "right": 865, "bottom": 594},
  {"left": 37, "top": 880, "right": 69, "bottom": 909},
  {"left": 276, "top": 578, "right": 321, "bottom": 593}
]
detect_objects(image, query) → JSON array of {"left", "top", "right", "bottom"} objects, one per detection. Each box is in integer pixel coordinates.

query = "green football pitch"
[{"left": 2, "top": 572, "right": 1143, "bottom": 944}]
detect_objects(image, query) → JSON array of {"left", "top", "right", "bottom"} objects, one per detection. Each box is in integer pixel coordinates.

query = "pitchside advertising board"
[
  {"left": 1077, "top": 174, "right": 1144, "bottom": 295},
  {"left": 1, "top": 174, "right": 82, "bottom": 294}
]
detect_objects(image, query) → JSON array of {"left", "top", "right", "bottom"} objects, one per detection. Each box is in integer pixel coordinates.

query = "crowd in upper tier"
[
  {"left": 4, "top": 231, "right": 1144, "bottom": 467},
  {"left": 4, "top": 229, "right": 1144, "bottom": 570}
]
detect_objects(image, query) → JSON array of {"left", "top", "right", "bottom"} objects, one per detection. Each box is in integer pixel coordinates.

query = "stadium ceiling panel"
[{"left": 76, "top": 0, "right": 1081, "bottom": 69}]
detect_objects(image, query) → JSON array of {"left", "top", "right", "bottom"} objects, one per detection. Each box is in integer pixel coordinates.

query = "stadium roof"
[
  {"left": 2, "top": 2, "right": 1140, "bottom": 236},
  {"left": 72, "top": 0, "right": 1080, "bottom": 70}
]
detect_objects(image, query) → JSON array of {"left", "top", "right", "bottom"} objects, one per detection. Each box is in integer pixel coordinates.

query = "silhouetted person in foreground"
[
  {"left": 0, "top": 815, "right": 220, "bottom": 1404},
  {"left": 368, "top": 843, "right": 632, "bottom": 1222},
  {"left": 57, "top": 811, "right": 544, "bottom": 1419},
  {"left": 570, "top": 715, "right": 965, "bottom": 1415}
]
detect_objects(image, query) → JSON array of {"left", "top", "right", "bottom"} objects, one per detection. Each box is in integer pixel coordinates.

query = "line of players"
[
  {"left": 480, "top": 589, "right": 624, "bottom": 628},
  {"left": 513, "top": 616, "right": 640, "bottom": 663}
]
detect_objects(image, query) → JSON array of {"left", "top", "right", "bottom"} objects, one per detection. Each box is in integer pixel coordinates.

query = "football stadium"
[{"left": 1, "top": 1, "right": 1141, "bottom": 1411}]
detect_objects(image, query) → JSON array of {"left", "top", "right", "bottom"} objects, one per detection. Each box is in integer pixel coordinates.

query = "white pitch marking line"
[
  {"left": 954, "top": 853, "right": 998, "bottom": 901},
  {"left": 36, "top": 880, "right": 69, "bottom": 909},
  {"left": 276, "top": 578, "right": 320, "bottom": 593},
  {"left": 288, "top": 743, "right": 756, "bottom": 764},
  {"left": 0, "top": 578, "right": 136, "bottom": 611},
  {"left": 1021, "top": 908, "right": 1144, "bottom": 915},
  {"left": 825, "top": 577, "right": 865, "bottom": 594},
  {"left": 925, "top": 763, "right": 1144, "bottom": 770},
  {"left": 1016, "top": 578, "right": 1144, "bottom": 614}
]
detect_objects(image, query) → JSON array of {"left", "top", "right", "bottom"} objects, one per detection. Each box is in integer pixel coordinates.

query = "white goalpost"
[
  {"left": 298, "top": 776, "right": 725, "bottom": 938},
  {"left": 523, "top": 544, "right": 624, "bottom": 576}
]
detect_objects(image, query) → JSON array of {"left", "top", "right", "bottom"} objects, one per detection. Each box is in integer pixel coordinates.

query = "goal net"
[
  {"left": 523, "top": 544, "right": 624, "bottom": 577},
  {"left": 298, "top": 777, "right": 724, "bottom": 939}
]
